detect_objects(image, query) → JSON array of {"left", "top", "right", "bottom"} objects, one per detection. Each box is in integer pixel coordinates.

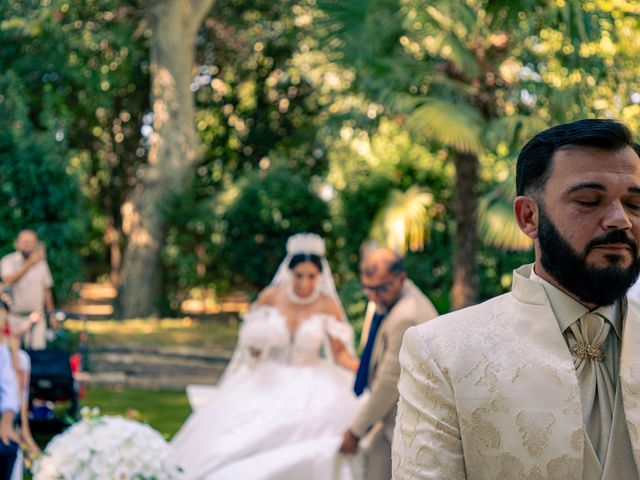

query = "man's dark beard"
[{"left": 538, "top": 206, "right": 640, "bottom": 306}]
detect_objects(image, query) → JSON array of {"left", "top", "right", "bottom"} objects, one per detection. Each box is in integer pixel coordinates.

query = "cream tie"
[{"left": 567, "top": 312, "right": 615, "bottom": 465}]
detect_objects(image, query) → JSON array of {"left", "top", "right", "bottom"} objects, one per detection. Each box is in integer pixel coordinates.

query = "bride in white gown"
[{"left": 171, "top": 233, "right": 366, "bottom": 480}]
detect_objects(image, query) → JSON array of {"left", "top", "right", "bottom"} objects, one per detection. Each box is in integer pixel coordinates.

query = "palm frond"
[
  {"left": 444, "top": 33, "right": 480, "bottom": 79},
  {"left": 370, "top": 186, "right": 434, "bottom": 254},
  {"left": 485, "top": 0, "right": 543, "bottom": 28},
  {"left": 387, "top": 93, "right": 423, "bottom": 114},
  {"left": 428, "top": 73, "right": 478, "bottom": 98},
  {"left": 569, "top": 0, "right": 589, "bottom": 44},
  {"left": 316, "top": 0, "right": 371, "bottom": 37},
  {"left": 478, "top": 175, "right": 532, "bottom": 251},
  {"left": 484, "top": 115, "right": 548, "bottom": 151},
  {"left": 447, "top": 2, "right": 478, "bottom": 34},
  {"left": 406, "top": 98, "right": 484, "bottom": 154},
  {"left": 316, "top": 0, "right": 402, "bottom": 65}
]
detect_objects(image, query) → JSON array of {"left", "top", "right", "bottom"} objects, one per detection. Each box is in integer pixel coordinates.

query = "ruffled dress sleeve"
[{"left": 324, "top": 315, "right": 357, "bottom": 356}]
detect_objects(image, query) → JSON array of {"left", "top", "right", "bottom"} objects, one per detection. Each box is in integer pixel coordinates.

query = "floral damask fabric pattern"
[{"left": 392, "top": 264, "right": 640, "bottom": 480}]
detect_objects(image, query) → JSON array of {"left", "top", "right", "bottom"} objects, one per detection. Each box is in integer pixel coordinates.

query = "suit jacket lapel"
[
  {"left": 368, "top": 283, "right": 412, "bottom": 381},
  {"left": 511, "top": 265, "right": 581, "bottom": 376},
  {"left": 506, "top": 265, "right": 585, "bottom": 472},
  {"left": 368, "top": 313, "right": 388, "bottom": 381}
]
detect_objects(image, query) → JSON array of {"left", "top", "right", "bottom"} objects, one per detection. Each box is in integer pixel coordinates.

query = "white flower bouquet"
[{"left": 32, "top": 408, "right": 182, "bottom": 480}]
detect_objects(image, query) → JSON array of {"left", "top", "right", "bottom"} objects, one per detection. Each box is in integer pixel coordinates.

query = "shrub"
[{"left": 222, "top": 168, "right": 331, "bottom": 290}]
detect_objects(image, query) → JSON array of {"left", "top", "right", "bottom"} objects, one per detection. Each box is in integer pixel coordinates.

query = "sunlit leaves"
[
  {"left": 370, "top": 186, "right": 435, "bottom": 254},
  {"left": 407, "top": 99, "right": 484, "bottom": 155},
  {"left": 477, "top": 177, "right": 532, "bottom": 251},
  {"left": 484, "top": 115, "right": 548, "bottom": 151}
]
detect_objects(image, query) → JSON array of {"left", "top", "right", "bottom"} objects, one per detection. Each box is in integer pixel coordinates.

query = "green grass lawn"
[
  {"left": 82, "top": 386, "right": 192, "bottom": 439},
  {"left": 63, "top": 316, "right": 240, "bottom": 351}
]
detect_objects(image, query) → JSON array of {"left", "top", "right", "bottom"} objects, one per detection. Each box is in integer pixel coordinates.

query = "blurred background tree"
[
  {"left": 116, "top": 0, "right": 215, "bottom": 318},
  {"left": 318, "top": 0, "right": 640, "bottom": 308},
  {"left": 0, "top": 72, "right": 86, "bottom": 299},
  {"left": 1, "top": 0, "right": 639, "bottom": 322}
]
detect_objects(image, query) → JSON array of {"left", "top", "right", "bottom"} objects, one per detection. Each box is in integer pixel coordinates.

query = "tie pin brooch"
[{"left": 572, "top": 343, "right": 605, "bottom": 362}]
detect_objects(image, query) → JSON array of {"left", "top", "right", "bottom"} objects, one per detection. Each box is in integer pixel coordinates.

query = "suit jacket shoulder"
[
  {"left": 394, "top": 268, "right": 585, "bottom": 479},
  {"left": 386, "top": 280, "right": 438, "bottom": 329},
  {"left": 350, "top": 280, "right": 437, "bottom": 438}
]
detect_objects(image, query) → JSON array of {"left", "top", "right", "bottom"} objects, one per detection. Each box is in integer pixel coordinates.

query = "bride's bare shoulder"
[
  {"left": 318, "top": 293, "right": 345, "bottom": 321},
  {"left": 256, "top": 286, "right": 284, "bottom": 305}
]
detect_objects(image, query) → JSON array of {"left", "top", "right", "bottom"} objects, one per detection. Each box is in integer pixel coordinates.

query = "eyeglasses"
[{"left": 360, "top": 281, "right": 394, "bottom": 294}]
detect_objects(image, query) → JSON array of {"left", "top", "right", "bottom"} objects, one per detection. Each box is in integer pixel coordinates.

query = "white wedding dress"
[{"left": 171, "top": 306, "right": 366, "bottom": 480}]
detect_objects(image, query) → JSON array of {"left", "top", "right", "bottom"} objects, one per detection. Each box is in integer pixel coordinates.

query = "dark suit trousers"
[{"left": 0, "top": 441, "right": 17, "bottom": 480}]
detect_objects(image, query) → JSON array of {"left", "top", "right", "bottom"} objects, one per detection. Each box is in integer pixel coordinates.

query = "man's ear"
[{"left": 514, "top": 196, "right": 539, "bottom": 240}]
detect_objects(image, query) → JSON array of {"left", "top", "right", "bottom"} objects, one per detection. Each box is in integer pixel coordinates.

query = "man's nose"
[
  {"left": 603, "top": 200, "right": 633, "bottom": 230},
  {"left": 368, "top": 290, "right": 382, "bottom": 303}
]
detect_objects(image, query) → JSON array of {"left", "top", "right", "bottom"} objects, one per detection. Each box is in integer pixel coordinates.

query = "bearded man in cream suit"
[
  {"left": 393, "top": 119, "right": 640, "bottom": 479},
  {"left": 333, "top": 248, "right": 438, "bottom": 480}
]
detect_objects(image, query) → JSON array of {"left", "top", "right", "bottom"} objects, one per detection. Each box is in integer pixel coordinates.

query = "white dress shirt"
[{"left": 0, "top": 344, "right": 18, "bottom": 414}]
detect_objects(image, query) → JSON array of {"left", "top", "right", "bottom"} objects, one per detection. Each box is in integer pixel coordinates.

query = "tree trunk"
[
  {"left": 450, "top": 150, "right": 479, "bottom": 310},
  {"left": 116, "top": 0, "right": 214, "bottom": 318}
]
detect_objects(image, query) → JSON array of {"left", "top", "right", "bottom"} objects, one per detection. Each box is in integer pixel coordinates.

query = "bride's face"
[{"left": 291, "top": 262, "right": 321, "bottom": 298}]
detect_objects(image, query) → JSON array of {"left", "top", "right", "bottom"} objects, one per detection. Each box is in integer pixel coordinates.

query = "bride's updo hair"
[
  {"left": 288, "top": 253, "right": 323, "bottom": 272},
  {"left": 285, "top": 233, "right": 326, "bottom": 273}
]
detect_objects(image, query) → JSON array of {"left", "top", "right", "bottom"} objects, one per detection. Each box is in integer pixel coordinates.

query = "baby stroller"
[
  {"left": 27, "top": 311, "right": 82, "bottom": 433},
  {"left": 27, "top": 348, "right": 79, "bottom": 432}
]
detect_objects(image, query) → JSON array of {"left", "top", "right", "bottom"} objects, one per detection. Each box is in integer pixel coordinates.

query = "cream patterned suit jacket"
[
  {"left": 351, "top": 280, "right": 438, "bottom": 440},
  {"left": 393, "top": 264, "right": 640, "bottom": 479}
]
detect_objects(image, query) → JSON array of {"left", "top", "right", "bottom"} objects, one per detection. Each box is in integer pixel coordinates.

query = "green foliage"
[
  {"left": 0, "top": 0, "right": 149, "bottom": 288},
  {"left": 83, "top": 387, "right": 190, "bottom": 440},
  {"left": 403, "top": 228, "right": 453, "bottom": 314},
  {"left": 4, "top": 0, "right": 640, "bottom": 317},
  {"left": 370, "top": 186, "right": 435, "bottom": 254},
  {"left": 328, "top": 117, "right": 452, "bottom": 274},
  {"left": 192, "top": 0, "right": 330, "bottom": 190},
  {"left": 336, "top": 173, "right": 395, "bottom": 272},
  {"left": 477, "top": 243, "right": 534, "bottom": 302},
  {"left": 221, "top": 168, "right": 331, "bottom": 290},
  {"left": 0, "top": 73, "right": 86, "bottom": 299},
  {"left": 406, "top": 99, "right": 485, "bottom": 155},
  {"left": 320, "top": 0, "right": 640, "bottom": 308},
  {"left": 160, "top": 0, "right": 339, "bottom": 310}
]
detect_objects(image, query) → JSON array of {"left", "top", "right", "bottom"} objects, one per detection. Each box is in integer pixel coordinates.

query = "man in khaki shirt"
[{"left": 1, "top": 230, "right": 56, "bottom": 349}]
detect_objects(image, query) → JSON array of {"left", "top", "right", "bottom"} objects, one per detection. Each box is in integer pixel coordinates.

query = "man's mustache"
[{"left": 587, "top": 230, "right": 639, "bottom": 256}]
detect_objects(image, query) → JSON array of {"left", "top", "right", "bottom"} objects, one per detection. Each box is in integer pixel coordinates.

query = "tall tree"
[
  {"left": 319, "top": 0, "right": 640, "bottom": 309},
  {"left": 117, "top": 0, "right": 215, "bottom": 317}
]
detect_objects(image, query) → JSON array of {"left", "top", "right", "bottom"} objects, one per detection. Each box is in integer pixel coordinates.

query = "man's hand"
[
  {"left": 28, "top": 311, "right": 44, "bottom": 326},
  {"left": 328, "top": 336, "right": 347, "bottom": 356},
  {"left": 0, "top": 412, "right": 18, "bottom": 446},
  {"left": 48, "top": 313, "right": 60, "bottom": 331},
  {"left": 26, "top": 248, "right": 45, "bottom": 267},
  {"left": 0, "top": 291, "right": 11, "bottom": 309},
  {"left": 339, "top": 429, "right": 360, "bottom": 455}
]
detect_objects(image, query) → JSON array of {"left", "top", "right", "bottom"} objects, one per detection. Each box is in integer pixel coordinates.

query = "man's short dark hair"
[{"left": 516, "top": 119, "right": 639, "bottom": 197}]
